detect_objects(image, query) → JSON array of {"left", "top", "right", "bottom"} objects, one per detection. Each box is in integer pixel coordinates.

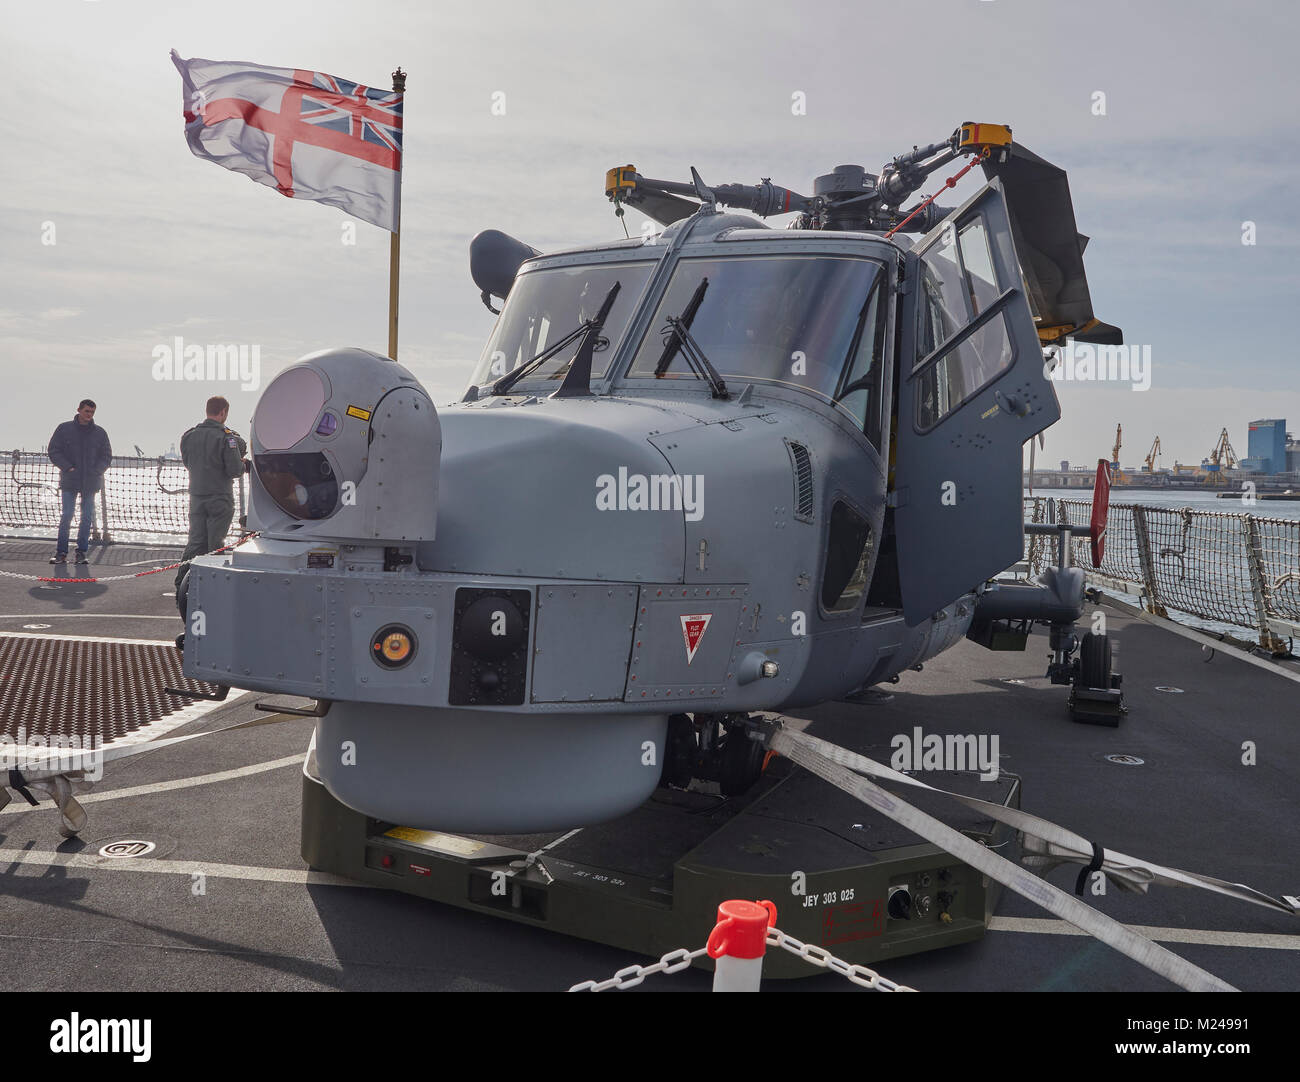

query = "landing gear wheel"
[
  {"left": 1078, "top": 631, "right": 1111, "bottom": 691},
  {"left": 660, "top": 713, "right": 696, "bottom": 790},
  {"left": 719, "top": 726, "right": 766, "bottom": 796},
  {"left": 1069, "top": 631, "right": 1125, "bottom": 726}
]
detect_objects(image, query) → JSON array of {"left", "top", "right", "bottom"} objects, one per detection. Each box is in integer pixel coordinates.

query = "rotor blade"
[
  {"left": 624, "top": 189, "right": 700, "bottom": 226},
  {"left": 982, "top": 143, "right": 1121, "bottom": 345},
  {"left": 1071, "top": 319, "right": 1124, "bottom": 346}
]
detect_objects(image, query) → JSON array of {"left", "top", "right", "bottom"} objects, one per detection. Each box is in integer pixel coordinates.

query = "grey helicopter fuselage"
[
  {"left": 441, "top": 215, "right": 970, "bottom": 703},
  {"left": 183, "top": 185, "right": 1058, "bottom": 833}
]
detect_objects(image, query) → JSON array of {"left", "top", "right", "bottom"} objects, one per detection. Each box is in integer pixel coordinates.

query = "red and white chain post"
[{"left": 705, "top": 899, "right": 777, "bottom": 992}]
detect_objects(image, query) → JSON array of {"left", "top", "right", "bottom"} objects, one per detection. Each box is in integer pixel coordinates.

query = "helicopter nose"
[{"left": 419, "top": 405, "right": 686, "bottom": 583}]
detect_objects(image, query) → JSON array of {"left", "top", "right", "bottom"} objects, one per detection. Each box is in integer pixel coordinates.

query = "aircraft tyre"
[
  {"left": 720, "top": 723, "right": 766, "bottom": 796},
  {"left": 1078, "top": 631, "right": 1111, "bottom": 691},
  {"left": 660, "top": 714, "right": 696, "bottom": 790}
]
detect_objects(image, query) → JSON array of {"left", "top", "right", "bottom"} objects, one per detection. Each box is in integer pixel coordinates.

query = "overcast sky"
[{"left": 2, "top": 0, "right": 1297, "bottom": 468}]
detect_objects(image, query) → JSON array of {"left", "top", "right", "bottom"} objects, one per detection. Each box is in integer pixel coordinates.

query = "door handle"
[{"left": 995, "top": 390, "right": 1030, "bottom": 417}]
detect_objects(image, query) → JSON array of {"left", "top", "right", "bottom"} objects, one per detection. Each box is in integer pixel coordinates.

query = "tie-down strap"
[{"left": 763, "top": 721, "right": 1248, "bottom": 992}]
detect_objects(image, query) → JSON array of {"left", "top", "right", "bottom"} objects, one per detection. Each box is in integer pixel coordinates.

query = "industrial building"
[{"left": 1240, "top": 418, "right": 1289, "bottom": 475}]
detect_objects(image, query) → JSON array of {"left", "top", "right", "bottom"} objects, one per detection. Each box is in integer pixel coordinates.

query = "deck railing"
[
  {"left": 3, "top": 449, "right": 1295, "bottom": 650},
  {"left": 3, "top": 450, "right": 245, "bottom": 542},
  {"left": 1023, "top": 496, "right": 1300, "bottom": 652}
]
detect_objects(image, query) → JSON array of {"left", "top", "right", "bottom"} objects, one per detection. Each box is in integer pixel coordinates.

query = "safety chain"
[
  {"left": 568, "top": 946, "right": 708, "bottom": 991},
  {"left": 568, "top": 928, "right": 916, "bottom": 991},
  {"left": 765, "top": 927, "right": 916, "bottom": 991}
]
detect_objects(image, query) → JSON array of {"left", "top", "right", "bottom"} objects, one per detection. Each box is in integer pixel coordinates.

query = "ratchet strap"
[
  {"left": 766, "top": 722, "right": 1252, "bottom": 992},
  {"left": 762, "top": 721, "right": 1296, "bottom": 917}
]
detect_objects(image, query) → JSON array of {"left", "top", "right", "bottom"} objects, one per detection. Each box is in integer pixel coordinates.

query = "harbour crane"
[
  {"left": 1109, "top": 423, "right": 1123, "bottom": 483},
  {"left": 1143, "top": 436, "right": 1161, "bottom": 473},
  {"left": 1203, "top": 427, "right": 1239, "bottom": 484}
]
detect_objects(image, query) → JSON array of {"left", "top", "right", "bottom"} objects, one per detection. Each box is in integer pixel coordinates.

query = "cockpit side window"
[
  {"left": 913, "top": 214, "right": 1013, "bottom": 430},
  {"left": 469, "top": 261, "right": 653, "bottom": 388},
  {"left": 831, "top": 281, "right": 887, "bottom": 449},
  {"left": 626, "top": 255, "right": 881, "bottom": 416}
]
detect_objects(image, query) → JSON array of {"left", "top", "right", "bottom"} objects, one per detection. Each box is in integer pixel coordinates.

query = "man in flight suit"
[{"left": 175, "top": 396, "right": 247, "bottom": 596}]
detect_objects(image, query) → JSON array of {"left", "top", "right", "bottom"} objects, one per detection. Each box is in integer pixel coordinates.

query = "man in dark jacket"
[{"left": 47, "top": 399, "right": 112, "bottom": 563}]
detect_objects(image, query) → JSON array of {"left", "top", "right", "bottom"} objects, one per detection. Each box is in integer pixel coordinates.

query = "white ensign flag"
[{"left": 171, "top": 50, "right": 403, "bottom": 232}]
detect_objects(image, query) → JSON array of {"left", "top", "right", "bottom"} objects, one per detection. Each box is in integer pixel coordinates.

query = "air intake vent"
[{"left": 786, "top": 440, "right": 814, "bottom": 523}]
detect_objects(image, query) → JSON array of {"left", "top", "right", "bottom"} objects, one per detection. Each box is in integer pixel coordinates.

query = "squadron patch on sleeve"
[{"left": 227, "top": 437, "right": 237, "bottom": 448}]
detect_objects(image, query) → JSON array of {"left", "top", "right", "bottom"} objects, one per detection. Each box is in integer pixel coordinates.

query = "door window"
[{"left": 914, "top": 214, "right": 1013, "bottom": 430}]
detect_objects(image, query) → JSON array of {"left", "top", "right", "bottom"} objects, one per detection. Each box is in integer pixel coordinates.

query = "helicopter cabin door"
[{"left": 894, "top": 178, "right": 1059, "bottom": 626}]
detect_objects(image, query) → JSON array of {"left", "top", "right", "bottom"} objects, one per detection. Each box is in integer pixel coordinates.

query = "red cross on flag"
[{"left": 171, "top": 51, "right": 402, "bottom": 232}]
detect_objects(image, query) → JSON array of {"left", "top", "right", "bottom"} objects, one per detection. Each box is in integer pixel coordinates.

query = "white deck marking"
[
  {"left": 990, "top": 916, "right": 1300, "bottom": 950},
  {"left": 0, "top": 629, "right": 175, "bottom": 646},
  {"left": 0, "top": 614, "right": 177, "bottom": 622},
  {"left": 0, "top": 848, "right": 374, "bottom": 888},
  {"left": 0, "top": 753, "right": 303, "bottom": 814}
]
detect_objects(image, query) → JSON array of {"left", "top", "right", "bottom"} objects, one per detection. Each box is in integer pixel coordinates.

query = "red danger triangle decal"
[{"left": 680, "top": 613, "right": 712, "bottom": 665}]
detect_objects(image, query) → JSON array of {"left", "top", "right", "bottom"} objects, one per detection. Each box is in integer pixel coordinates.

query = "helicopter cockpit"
[{"left": 466, "top": 241, "right": 892, "bottom": 452}]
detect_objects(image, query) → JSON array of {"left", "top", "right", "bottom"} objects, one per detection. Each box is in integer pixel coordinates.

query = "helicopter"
[{"left": 178, "top": 122, "right": 1124, "bottom": 835}]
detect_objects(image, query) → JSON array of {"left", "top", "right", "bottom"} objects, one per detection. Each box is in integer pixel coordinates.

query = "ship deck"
[{"left": 1, "top": 538, "right": 1296, "bottom": 992}]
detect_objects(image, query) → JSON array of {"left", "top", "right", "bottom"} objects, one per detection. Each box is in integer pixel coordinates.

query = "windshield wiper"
[
  {"left": 835, "top": 286, "right": 879, "bottom": 399},
  {"left": 554, "top": 281, "right": 622, "bottom": 398},
  {"left": 491, "top": 324, "right": 588, "bottom": 396},
  {"left": 655, "top": 278, "right": 708, "bottom": 375},
  {"left": 490, "top": 280, "right": 621, "bottom": 396},
  {"left": 655, "top": 278, "right": 728, "bottom": 398}
]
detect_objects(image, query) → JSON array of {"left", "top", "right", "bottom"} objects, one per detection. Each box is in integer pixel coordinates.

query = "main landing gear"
[{"left": 660, "top": 712, "right": 769, "bottom": 796}]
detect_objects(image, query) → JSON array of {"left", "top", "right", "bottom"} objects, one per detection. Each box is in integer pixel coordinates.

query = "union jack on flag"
[
  {"left": 171, "top": 51, "right": 403, "bottom": 232},
  {"left": 298, "top": 74, "right": 403, "bottom": 158}
]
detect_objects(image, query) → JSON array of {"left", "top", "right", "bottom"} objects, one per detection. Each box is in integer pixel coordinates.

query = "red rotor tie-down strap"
[
  {"left": 1090, "top": 459, "right": 1111, "bottom": 567},
  {"left": 884, "top": 147, "right": 990, "bottom": 239}
]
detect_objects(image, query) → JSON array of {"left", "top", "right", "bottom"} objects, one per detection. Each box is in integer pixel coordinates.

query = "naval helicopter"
[{"left": 177, "top": 122, "right": 1123, "bottom": 834}]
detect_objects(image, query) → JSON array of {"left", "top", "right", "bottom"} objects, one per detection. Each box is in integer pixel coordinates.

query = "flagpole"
[{"left": 388, "top": 66, "right": 406, "bottom": 360}]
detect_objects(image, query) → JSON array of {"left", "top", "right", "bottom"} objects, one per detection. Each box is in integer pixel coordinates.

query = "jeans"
[{"left": 57, "top": 490, "right": 95, "bottom": 555}]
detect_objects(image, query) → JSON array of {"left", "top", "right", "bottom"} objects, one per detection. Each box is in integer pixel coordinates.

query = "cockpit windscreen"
[
  {"left": 627, "top": 255, "right": 882, "bottom": 416},
  {"left": 470, "top": 261, "right": 654, "bottom": 387}
]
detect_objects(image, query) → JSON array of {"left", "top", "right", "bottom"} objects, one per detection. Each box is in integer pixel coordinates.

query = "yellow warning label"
[
  {"left": 346, "top": 405, "right": 371, "bottom": 421},
  {"left": 383, "top": 827, "right": 484, "bottom": 855}
]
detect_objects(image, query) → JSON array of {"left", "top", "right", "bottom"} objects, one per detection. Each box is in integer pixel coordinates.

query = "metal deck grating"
[{"left": 0, "top": 636, "right": 219, "bottom": 744}]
